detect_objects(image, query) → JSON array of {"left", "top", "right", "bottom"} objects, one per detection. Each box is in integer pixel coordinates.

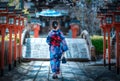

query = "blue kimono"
[{"left": 46, "top": 29, "right": 68, "bottom": 74}]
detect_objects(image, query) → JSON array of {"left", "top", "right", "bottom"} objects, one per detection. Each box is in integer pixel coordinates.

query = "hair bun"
[{"left": 52, "top": 21, "right": 58, "bottom": 29}]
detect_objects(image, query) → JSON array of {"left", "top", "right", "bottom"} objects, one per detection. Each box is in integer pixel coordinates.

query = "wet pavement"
[{"left": 0, "top": 60, "right": 120, "bottom": 81}]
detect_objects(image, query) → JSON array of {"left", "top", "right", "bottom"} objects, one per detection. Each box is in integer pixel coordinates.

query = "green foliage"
[
  {"left": 9, "top": 0, "right": 14, "bottom": 3},
  {"left": 16, "top": 38, "right": 20, "bottom": 44},
  {"left": 8, "top": 0, "right": 14, "bottom": 6},
  {"left": 86, "top": 0, "right": 92, "bottom": 3},
  {"left": 1, "top": 34, "right": 20, "bottom": 44},
  {"left": 91, "top": 35, "right": 103, "bottom": 55}
]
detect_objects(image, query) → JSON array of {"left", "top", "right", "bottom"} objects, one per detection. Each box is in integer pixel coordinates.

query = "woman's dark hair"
[{"left": 52, "top": 21, "right": 58, "bottom": 29}]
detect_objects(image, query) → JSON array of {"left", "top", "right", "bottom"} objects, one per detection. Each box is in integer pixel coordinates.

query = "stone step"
[{"left": 23, "top": 38, "right": 90, "bottom": 60}]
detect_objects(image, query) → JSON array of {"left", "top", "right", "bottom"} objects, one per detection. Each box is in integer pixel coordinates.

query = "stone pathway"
[{"left": 0, "top": 61, "right": 120, "bottom": 81}]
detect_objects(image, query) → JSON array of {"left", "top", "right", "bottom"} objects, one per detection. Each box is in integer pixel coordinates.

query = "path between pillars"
[{"left": 0, "top": 61, "right": 120, "bottom": 81}]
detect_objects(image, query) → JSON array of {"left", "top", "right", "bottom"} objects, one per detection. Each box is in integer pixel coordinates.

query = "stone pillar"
[
  {"left": 103, "top": 28, "right": 107, "bottom": 66},
  {"left": 107, "top": 28, "right": 111, "bottom": 70},
  {"left": 8, "top": 28, "right": 12, "bottom": 71},
  {"left": 0, "top": 27, "right": 5, "bottom": 76},
  {"left": 115, "top": 27, "right": 120, "bottom": 74}
]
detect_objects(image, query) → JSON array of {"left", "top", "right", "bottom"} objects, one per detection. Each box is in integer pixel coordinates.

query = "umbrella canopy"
[{"left": 36, "top": 9, "right": 62, "bottom": 17}]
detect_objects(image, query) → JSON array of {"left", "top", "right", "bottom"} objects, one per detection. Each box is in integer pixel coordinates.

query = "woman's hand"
[
  {"left": 62, "top": 52, "right": 65, "bottom": 56},
  {"left": 61, "top": 52, "right": 65, "bottom": 59}
]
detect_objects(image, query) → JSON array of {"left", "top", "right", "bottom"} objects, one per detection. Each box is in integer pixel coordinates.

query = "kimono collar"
[{"left": 52, "top": 29, "right": 60, "bottom": 32}]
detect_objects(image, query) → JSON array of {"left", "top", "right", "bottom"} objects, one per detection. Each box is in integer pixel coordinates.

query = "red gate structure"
[
  {"left": 14, "top": 10, "right": 21, "bottom": 67},
  {"left": 7, "top": 6, "right": 16, "bottom": 71},
  {"left": 99, "top": 9, "right": 113, "bottom": 70},
  {"left": 0, "top": 2, "right": 24, "bottom": 76},
  {"left": 99, "top": 16, "right": 107, "bottom": 67},
  {"left": 18, "top": 14, "right": 24, "bottom": 63},
  {"left": 97, "top": 0, "right": 120, "bottom": 74},
  {"left": 0, "top": 2, "right": 8, "bottom": 76},
  {"left": 112, "top": 11, "right": 120, "bottom": 74}
]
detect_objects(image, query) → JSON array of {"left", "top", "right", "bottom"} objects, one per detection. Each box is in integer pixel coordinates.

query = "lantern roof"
[
  {"left": 8, "top": 6, "right": 15, "bottom": 13},
  {"left": 15, "top": 9, "right": 22, "bottom": 14},
  {"left": 28, "top": 8, "right": 36, "bottom": 13},
  {"left": 36, "top": 9, "right": 62, "bottom": 17},
  {"left": 0, "top": 2, "right": 8, "bottom": 8},
  {"left": 98, "top": 0, "right": 120, "bottom": 14}
]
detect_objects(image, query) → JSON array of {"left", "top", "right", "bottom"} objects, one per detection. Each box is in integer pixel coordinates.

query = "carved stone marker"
[{"left": 65, "top": 38, "right": 90, "bottom": 60}]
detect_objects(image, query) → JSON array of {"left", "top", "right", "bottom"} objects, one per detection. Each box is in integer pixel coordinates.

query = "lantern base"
[
  {"left": 117, "top": 67, "right": 119, "bottom": 75},
  {"left": 18, "top": 57, "right": 21, "bottom": 64},
  {"left": 104, "top": 59, "right": 106, "bottom": 67},
  {"left": 8, "top": 64, "right": 12, "bottom": 71},
  {"left": 14, "top": 60, "right": 17, "bottom": 67},
  {"left": 0, "top": 69, "right": 4, "bottom": 76},
  {"left": 108, "top": 63, "right": 111, "bottom": 70}
]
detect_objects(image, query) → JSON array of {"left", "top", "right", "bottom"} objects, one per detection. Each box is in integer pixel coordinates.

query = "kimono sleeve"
[
  {"left": 61, "top": 40, "right": 68, "bottom": 52},
  {"left": 60, "top": 31, "right": 68, "bottom": 52},
  {"left": 46, "top": 34, "right": 51, "bottom": 45}
]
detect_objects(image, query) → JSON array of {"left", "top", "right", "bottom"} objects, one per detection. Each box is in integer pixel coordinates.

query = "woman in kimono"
[{"left": 46, "top": 21, "right": 68, "bottom": 79}]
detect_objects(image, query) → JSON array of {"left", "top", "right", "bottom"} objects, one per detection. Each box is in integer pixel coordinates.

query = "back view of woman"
[{"left": 46, "top": 21, "right": 68, "bottom": 79}]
